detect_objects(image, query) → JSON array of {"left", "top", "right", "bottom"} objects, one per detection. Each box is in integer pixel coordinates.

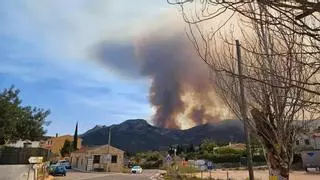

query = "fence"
[{"left": 0, "top": 147, "right": 48, "bottom": 164}]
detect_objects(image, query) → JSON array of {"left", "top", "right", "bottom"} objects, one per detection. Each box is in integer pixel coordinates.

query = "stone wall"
[
  {"left": 0, "top": 147, "right": 47, "bottom": 164},
  {"left": 0, "top": 165, "right": 35, "bottom": 180}
]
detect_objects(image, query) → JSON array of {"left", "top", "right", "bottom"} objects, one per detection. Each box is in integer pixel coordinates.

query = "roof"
[
  {"left": 73, "top": 144, "right": 124, "bottom": 154},
  {"left": 38, "top": 136, "right": 52, "bottom": 140},
  {"left": 227, "top": 143, "right": 246, "bottom": 150},
  {"left": 74, "top": 146, "right": 95, "bottom": 153},
  {"left": 48, "top": 135, "right": 82, "bottom": 140}
]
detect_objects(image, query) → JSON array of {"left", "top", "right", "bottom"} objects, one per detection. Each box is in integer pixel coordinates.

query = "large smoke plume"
[{"left": 94, "top": 28, "right": 229, "bottom": 129}]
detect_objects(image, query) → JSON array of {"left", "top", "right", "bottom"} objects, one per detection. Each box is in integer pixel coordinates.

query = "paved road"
[
  {"left": 88, "top": 170, "right": 162, "bottom": 180},
  {"left": 54, "top": 169, "right": 163, "bottom": 180}
]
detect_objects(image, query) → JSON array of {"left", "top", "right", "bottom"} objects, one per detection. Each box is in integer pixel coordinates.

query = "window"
[
  {"left": 81, "top": 159, "right": 83, "bottom": 166},
  {"left": 111, "top": 155, "right": 117, "bottom": 163},
  {"left": 23, "top": 142, "right": 32, "bottom": 148},
  {"left": 295, "top": 140, "right": 299, "bottom": 145},
  {"left": 76, "top": 158, "right": 79, "bottom": 168},
  {"left": 93, "top": 155, "right": 100, "bottom": 164},
  {"left": 304, "top": 139, "right": 310, "bottom": 145}
]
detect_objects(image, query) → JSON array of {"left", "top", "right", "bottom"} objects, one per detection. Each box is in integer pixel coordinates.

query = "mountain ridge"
[{"left": 81, "top": 119, "right": 245, "bottom": 152}]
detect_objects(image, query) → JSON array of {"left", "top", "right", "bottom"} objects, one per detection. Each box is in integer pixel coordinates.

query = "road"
[{"left": 54, "top": 169, "right": 163, "bottom": 180}]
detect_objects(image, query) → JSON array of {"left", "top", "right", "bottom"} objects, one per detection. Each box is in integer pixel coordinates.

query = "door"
[{"left": 87, "top": 156, "right": 93, "bottom": 171}]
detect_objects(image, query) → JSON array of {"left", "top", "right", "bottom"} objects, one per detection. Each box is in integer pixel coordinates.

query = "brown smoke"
[{"left": 93, "top": 30, "right": 229, "bottom": 129}]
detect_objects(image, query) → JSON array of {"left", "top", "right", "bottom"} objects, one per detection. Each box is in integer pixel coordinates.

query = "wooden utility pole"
[
  {"left": 236, "top": 40, "right": 254, "bottom": 180},
  {"left": 107, "top": 126, "right": 112, "bottom": 172},
  {"left": 108, "top": 127, "right": 112, "bottom": 150}
]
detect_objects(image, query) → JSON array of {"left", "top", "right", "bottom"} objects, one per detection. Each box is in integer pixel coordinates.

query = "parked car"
[
  {"left": 305, "top": 164, "right": 320, "bottom": 172},
  {"left": 131, "top": 166, "right": 143, "bottom": 174},
  {"left": 301, "top": 151, "right": 320, "bottom": 173},
  {"left": 57, "top": 160, "right": 71, "bottom": 169},
  {"left": 49, "top": 165, "right": 67, "bottom": 176}
]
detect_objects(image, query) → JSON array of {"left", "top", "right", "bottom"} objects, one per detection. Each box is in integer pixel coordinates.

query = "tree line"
[{"left": 168, "top": 139, "right": 265, "bottom": 164}]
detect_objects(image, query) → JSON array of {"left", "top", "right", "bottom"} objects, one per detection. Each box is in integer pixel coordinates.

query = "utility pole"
[
  {"left": 108, "top": 126, "right": 112, "bottom": 151},
  {"left": 236, "top": 40, "right": 254, "bottom": 180},
  {"left": 107, "top": 126, "right": 112, "bottom": 172}
]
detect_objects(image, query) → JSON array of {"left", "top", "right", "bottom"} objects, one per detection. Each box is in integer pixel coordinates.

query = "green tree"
[
  {"left": 0, "top": 86, "right": 50, "bottom": 145},
  {"left": 60, "top": 140, "right": 73, "bottom": 157},
  {"left": 176, "top": 145, "right": 183, "bottom": 155},
  {"left": 73, "top": 122, "right": 78, "bottom": 150},
  {"left": 200, "top": 139, "right": 217, "bottom": 153},
  {"left": 186, "top": 144, "right": 195, "bottom": 153}
]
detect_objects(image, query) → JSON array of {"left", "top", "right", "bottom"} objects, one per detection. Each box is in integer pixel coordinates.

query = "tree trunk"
[{"left": 267, "top": 151, "right": 290, "bottom": 180}]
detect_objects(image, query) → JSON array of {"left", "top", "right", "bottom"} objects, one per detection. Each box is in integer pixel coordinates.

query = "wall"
[
  {"left": 295, "top": 134, "right": 320, "bottom": 150},
  {"left": 311, "top": 137, "right": 320, "bottom": 149},
  {"left": 0, "top": 147, "right": 47, "bottom": 164},
  {"left": 70, "top": 153, "right": 88, "bottom": 171},
  {"left": 88, "top": 145, "right": 124, "bottom": 172},
  {"left": 0, "top": 165, "right": 35, "bottom": 180},
  {"left": 44, "top": 135, "right": 82, "bottom": 155},
  {"left": 295, "top": 134, "right": 314, "bottom": 150},
  {"left": 6, "top": 140, "right": 40, "bottom": 148}
]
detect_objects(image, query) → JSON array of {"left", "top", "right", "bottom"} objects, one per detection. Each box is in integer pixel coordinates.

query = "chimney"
[{"left": 56, "top": 133, "right": 58, "bottom": 138}]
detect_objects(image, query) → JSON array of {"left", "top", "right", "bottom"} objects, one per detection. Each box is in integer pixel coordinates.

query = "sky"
[{"left": 0, "top": 0, "right": 182, "bottom": 135}]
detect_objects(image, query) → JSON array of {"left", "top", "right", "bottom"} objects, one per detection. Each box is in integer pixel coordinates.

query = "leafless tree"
[
  {"left": 167, "top": 2, "right": 320, "bottom": 179},
  {"left": 168, "top": 1, "right": 320, "bottom": 93},
  {"left": 168, "top": 0, "right": 320, "bottom": 41}
]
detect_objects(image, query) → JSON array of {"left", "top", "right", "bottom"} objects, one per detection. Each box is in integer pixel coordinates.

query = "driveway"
[{"left": 53, "top": 169, "right": 163, "bottom": 180}]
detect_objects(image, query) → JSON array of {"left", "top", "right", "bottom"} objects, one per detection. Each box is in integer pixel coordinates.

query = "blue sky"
[{"left": 0, "top": 0, "right": 180, "bottom": 135}]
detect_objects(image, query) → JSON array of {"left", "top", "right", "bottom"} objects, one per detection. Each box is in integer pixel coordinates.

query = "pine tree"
[
  {"left": 73, "top": 122, "right": 78, "bottom": 150},
  {"left": 60, "top": 140, "right": 73, "bottom": 157}
]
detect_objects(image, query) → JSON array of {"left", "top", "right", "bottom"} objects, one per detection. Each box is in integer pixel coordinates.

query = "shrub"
[{"left": 215, "top": 147, "right": 245, "bottom": 155}]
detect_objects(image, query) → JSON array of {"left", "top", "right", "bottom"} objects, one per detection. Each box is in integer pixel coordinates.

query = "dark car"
[{"left": 49, "top": 165, "right": 67, "bottom": 176}]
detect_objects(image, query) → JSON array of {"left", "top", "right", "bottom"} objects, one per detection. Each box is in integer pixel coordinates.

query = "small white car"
[{"left": 131, "top": 166, "right": 143, "bottom": 174}]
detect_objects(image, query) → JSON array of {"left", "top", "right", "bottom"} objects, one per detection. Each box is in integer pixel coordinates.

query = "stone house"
[
  {"left": 70, "top": 144, "right": 124, "bottom": 172},
  {"left": 293, "top": 120, "right": 320, "bottom": 151},
  {"left": 42, "top": 135, "right": 82, "bottom": 155},
  {"left": 295, "top": 132, "right": 320, "bottom": 150}
]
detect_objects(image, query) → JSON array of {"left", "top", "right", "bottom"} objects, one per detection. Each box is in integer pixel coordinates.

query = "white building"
[
  {"left": 6, "top": 140, "right": 40, "bottom": 148},
  {"left": 294, "top": 120, "right": 320, "bottom": 151},
  {"left": 295, "top": 132, "right": 320, "bottom": 150}
]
